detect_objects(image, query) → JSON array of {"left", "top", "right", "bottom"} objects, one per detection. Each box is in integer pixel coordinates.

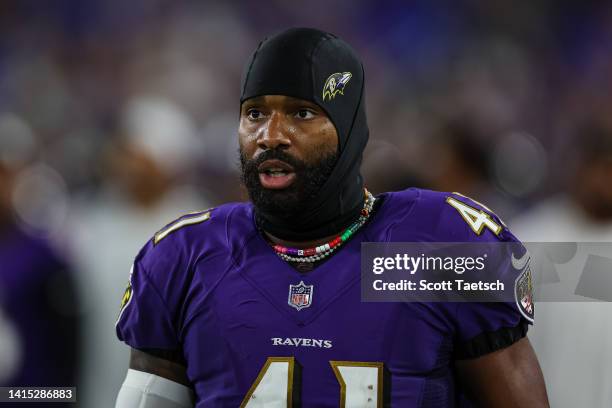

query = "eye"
[
  {"left": 247, "top": 108, "right": 263, "bottom": 120},
  {"left": 295, "top": 109, "right": 315, "bottom": 119}
]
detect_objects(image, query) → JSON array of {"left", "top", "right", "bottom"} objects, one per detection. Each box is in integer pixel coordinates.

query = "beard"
[{"left": 239, "top": 148, "right": 338, "bottom": 215}]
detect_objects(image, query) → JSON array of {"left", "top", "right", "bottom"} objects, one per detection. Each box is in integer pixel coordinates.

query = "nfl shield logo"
[{"left": 288, "top": 281, "right": 314, "bottom": 311}]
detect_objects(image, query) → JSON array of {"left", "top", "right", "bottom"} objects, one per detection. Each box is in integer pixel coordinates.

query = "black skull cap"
[
  {"left": 240, "top": 27, "right": 370, "bottom": 241},
  {"left": 240, "top": 27, "right": 366, "bottom": 151}
]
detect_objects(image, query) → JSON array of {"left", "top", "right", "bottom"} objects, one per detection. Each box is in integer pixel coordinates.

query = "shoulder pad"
[
  {"left": 146, "top": 202, "right": 254, "bottom": 258},
  {"left": 153, "top": 208, "right": 215, "bottom": 246},
  {"left": 442, "top": 191, "right": 514, "bottom": 242}
]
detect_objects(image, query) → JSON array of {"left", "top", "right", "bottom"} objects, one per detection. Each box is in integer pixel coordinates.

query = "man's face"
[{"left": 239, "top": 95, "right": 338, "bottom": 214}]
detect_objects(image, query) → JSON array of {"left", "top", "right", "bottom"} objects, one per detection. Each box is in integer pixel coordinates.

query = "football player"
[{"left": 115, "top": 28, "right": 548, "bottom": 407}]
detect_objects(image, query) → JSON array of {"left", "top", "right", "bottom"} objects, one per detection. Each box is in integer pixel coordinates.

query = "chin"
[{"left": 249, "top": 186, "right": 305, "bottom": 214}]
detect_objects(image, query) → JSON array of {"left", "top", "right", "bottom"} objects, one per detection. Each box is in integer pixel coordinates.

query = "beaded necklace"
[{"left": 272, "top": 189, "right": 376, "bottom": 263}]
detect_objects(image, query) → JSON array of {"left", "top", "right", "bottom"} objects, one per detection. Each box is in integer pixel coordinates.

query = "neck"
[{"left": 261, "top": 189, "right": 377, "bottom": 250}]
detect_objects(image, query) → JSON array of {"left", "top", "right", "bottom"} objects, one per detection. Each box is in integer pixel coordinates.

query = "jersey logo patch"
[
  {"left": 288, "top": 281, "right": 313, "bottom": 311},
  {"left": 322, "top": 72, "right": 352, "bottom": 101},
  {"left": 514, "top": 261, "right": 534, "bottom": 323},
  {"left": 116, "top": 265, "right": 134, "bottom": 324}
]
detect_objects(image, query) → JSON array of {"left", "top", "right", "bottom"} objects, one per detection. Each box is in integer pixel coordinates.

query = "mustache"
[
  {"left": 239, "top": 146, "right": 339, "bottom": 214},
  {"left": 240, "top": 149, "right": 306, "bottom": 173}
]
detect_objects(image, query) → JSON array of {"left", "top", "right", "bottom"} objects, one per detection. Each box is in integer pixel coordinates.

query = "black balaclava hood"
[{"left": 241, "top": 27, "right": 369, "bottom": 241}]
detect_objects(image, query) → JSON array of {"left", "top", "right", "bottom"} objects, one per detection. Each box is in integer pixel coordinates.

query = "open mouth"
[{"left": 258, "top": 159, "right": 297, "bottom": 189}]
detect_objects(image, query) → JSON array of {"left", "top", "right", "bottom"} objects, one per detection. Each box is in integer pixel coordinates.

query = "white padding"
[{"left": 115, "top": 369, "right": 195, "bottom": 408}]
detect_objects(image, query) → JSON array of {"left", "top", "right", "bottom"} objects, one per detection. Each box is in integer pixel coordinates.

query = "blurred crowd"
[{"left": 1, "top": 0, "right": 612, "bottom": 407}]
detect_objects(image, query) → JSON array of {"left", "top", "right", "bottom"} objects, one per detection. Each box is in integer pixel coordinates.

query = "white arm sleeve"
[{"left": 115, "top": 369, "right": 195, "bottom": 408}]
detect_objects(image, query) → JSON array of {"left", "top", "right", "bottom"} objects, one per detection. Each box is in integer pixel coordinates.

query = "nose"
[{"left": 257, "top": 112, "right": 291, "bottom": 150}]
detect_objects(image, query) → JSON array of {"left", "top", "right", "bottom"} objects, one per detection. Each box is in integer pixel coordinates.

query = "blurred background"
[{"left": 0, "top": 0, "right": 611, "bottom": 407}]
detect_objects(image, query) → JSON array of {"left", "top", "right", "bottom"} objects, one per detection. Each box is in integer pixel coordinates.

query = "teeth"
[
  {"left": 267, "top": 170, "right": 287, "bottom": 177},
  {"left": 265, "top": 168, "right": 288, "bottom": 176}
]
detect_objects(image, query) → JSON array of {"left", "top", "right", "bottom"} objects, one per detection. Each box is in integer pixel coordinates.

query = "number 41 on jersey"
[{"left": 242, "top": 357, "right": 384, "bottom": 407}]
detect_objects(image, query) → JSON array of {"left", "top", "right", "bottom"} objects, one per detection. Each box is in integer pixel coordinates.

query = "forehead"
[{"left": 241, "top": 95, "right": 320, "bottom": 109}]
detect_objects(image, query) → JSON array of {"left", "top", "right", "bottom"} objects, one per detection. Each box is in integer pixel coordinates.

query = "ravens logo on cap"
[{"left": 322, "top": 72, "right": 352, "bottom": 101}]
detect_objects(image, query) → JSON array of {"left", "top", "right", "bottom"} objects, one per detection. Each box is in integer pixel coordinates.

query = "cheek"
[
  {"left": 295, "top": 123, "right": 338, "bottom": 163},
  {"left": 238, "top": 125, "right": 257, "bottom": 154},
  {"left": 323, "top": 125, "right": 337, "bottom": 142},
  {"left": 318, "top": 121, "right": 339, "bottom": 153}
]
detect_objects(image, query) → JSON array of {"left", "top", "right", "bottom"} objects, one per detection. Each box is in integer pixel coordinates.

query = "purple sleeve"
[
  {"left": 116, "top": 260, "right": 180, "bottom": 349},
  {"left": 453, "top": 230, "right": 532, "bottom": 358},
  {"left": 115, "top": 238, "right": 190, "bottom": 351},
  {"left": 387, "top": 190, "right": 534, "bottom": 351},
  {"left": 114, "top": 207, "right": 228, "bottom": 353},
  {"left": 435, "top": 191, "right": 533, "bottom": 358},
  {"left": 453, "top": 302, "right": 527, "bottom": 358}
]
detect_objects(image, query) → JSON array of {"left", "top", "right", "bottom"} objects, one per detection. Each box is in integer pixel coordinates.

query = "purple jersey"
[{"left": 116, "top": 189, "right": 531, "bottom": 407}]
